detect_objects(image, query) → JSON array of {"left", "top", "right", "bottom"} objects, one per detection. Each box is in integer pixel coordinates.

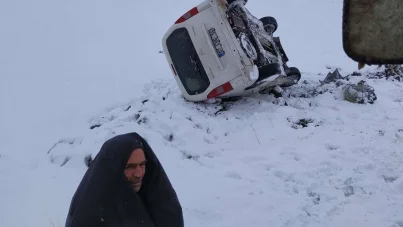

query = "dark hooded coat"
[{"left": 65, "top": 132, "right": 184, "bottom": 227}]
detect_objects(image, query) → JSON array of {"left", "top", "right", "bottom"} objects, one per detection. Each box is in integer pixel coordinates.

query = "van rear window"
[{"left": 166, "top": 28, "right": 210, "bottom": 95}]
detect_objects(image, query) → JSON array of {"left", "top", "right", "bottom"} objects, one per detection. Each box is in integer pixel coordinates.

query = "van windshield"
[{"left": 166, "top": 28, "right": 210, "bottom": 95}]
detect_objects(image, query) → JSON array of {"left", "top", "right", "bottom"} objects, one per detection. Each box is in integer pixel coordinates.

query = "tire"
[
  {"left": 286, "top": 67, "right": 301, "bottom": 77},
  {"left": 283, "top": 67, "right": 302, "bottom": 87},
  {"left": 260, "top": 16, "right": 278, "bottom": 33}
]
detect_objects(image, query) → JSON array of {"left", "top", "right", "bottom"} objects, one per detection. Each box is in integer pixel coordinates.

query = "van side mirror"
[{"left": 342, "top": 0, "right": 403, "bottom": 65}]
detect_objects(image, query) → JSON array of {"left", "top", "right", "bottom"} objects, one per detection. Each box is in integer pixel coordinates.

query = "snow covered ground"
[{"left": 1, "top": 0, "right": 403, "bottom": 227}]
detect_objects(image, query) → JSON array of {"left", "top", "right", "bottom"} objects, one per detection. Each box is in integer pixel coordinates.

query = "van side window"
[{"left": 166, "top": 28, "right": 210, "bottom": 95}]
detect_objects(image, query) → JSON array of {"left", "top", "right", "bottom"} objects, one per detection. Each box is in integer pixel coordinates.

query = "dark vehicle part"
[
  {"left": 273, "top": 37, "right": 289, "bottom": 63},
  {"left": 228, "top": 3, "right": 270, "bottom": 67},
  {"left": 227, "top": 0, "right": 247, "bottom": 5},
  {"left": 245, "top": 63, "right": 282, "bottom": 90}
]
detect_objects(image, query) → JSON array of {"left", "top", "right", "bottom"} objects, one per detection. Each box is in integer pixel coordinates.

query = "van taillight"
[
  {"left": 175, "top": 7, "right": 199, "bottom": 24},
  {"left": 207, "top": 82, "right": 233, "bottom": 99}
]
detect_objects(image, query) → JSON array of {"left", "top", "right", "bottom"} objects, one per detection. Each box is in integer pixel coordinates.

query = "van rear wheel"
[
  {"left": 285, "top": 67, "right": 301, "bottom": 78},
  {"left": 282, "top": 67, "right": 301, "bottom": 87}
]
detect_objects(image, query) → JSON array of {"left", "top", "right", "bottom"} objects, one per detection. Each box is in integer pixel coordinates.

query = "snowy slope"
[
  {"left": 3, "top": 73, "right": 403, "bottom": 227},
  {"left": 1, "top": 0, "right": 403, "bottom": 227}
]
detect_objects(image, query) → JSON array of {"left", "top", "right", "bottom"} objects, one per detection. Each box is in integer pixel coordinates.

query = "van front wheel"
[{"left": 260, "top": 16, "right": 278, "bottom": 33}]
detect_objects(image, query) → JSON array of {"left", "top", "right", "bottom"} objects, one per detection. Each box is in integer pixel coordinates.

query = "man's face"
[{"left": 124, "top": 148, "right": 147, "bottom": 192}]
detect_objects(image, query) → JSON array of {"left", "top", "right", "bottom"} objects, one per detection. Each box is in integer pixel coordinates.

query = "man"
[{"left": 65, "top": 132, "right": 184, "bottom": 227}]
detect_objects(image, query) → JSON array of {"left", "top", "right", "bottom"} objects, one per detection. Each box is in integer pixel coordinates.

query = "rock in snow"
[{"left": 342, "top": 80, "right": 377, "bottom": 104}]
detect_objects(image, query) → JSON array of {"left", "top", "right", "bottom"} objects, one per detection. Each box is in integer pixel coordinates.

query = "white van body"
[{"left": 162, "top": 0, "right": 297, "bottom": 102}]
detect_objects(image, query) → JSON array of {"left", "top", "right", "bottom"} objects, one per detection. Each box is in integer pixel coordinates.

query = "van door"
[{"left": 166, "top": 27, "right": 210, "bottom": 96}]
